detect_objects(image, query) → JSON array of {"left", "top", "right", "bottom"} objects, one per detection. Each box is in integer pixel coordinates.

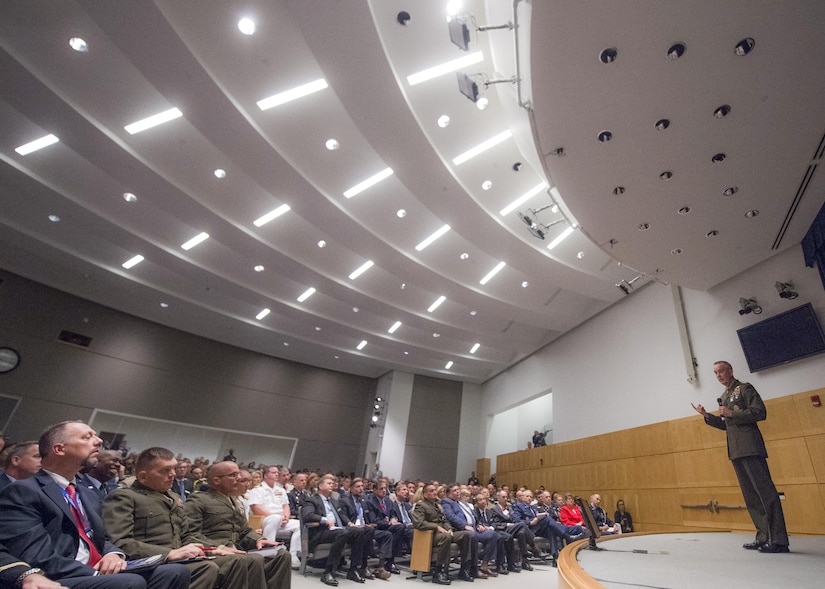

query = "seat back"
[{"left": 410, "top": 529, "right": 434, "bottom": 573}]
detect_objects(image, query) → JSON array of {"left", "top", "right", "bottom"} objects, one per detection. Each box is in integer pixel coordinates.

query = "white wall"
[
  {"left": 472, "top": 245, "right": 825, "bottom": 449},
  {"left": 484, "top": 392, "right": 552, "bottom": 473}
]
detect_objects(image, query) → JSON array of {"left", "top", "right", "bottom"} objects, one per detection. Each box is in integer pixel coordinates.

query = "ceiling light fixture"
[
  {"left": 181, "top": 232, "right": 209, "bottom": 250},
  {"left": 520, "top": 208, "right": 566, "bottom": 240},
  {"left": 257, "top": 79, "right": 329, "bottom": 110},
  {"left": 213, "top": 168, "right": 226, "bottom": 179},
  {"left": 616, "top": 275, "right": 642, "bottom": 295},
  {"left": 407, "top": 51, "right": 484, "bottom": 86},
  {"left": 357, "top": 340, "right": 368, "bottom": 351},
  {"left": 714, "top": 104, "right": 732, "bottom": 118},
  {"left": 775, "top": 281, "right": 799, "bottom": 300},
  {"left": 437, "top": 115, "right": 451, "bottom": 128},
  {"left": 48, "top": 214, "right": 60, "bottom": 223},
  {"left": 475, "top": 97, "right": 489, "bottom": 110},
  {"left": 706, "top": 230, "right": 719, "bottom": 238},
  {"left": 734, "top": 38, "right": 756, "bottom": 56},
  {"left": 452, "top": 129, "right": 512, "bottom": 165},
  {"left": 481, "top": 180, "right": 492, "bottom": 190},
  {"left": 325, "top": 138, "right": 340, "bottom": 150},
  {"left": 348, "top": 260, "right": 374, "bottom": 280},
  {"left": 253, "top": 265, "right": 265, "bottom": 272},
  {"left": 68, "top": 37, "right": 88, "bottom": 52},
  {"left": 479, "top": 261, "right": 506, "bottom": 285},
  {"left": 470, "top": 343, "right": 480, "bottom": 354},
  {"left": 297, "top": 287, "right": 316, "bottom": 302},
  {"left": 160, "top": 303, "right": 169, "bottom": 308},
  {"left": 738, "top": 297, "right": 762, "bottom": 315},
  {"left": 671, "top": 248, "right": 684, "bottom": 255},
  {"left": 415, "top": 224, "right": 451, "bottom": 251},
  {"left": 388, "top": 321, "right": 402, "bottom": 334},
  {"left": 547, "top": 225, "right": 575, "bottom": 250},
  {"left": 723, "top": 187, "right": 738, "bottom": 196},
  {"left": 317, "top": 240, "right": 327, "bottom": 248},
  {"left": 122, "top": 255, "right": 144, "bottom": 269},
  {"left": 745, "top": 210, "right": 759, "bottom": 218},
  {"left": 396, "top": 209, "right": 407, "bottom": 218},
  {"left": 124, "top": 107, "right": 182, "bottom": 134},
  {"left": 655, "top": 119, "right": 670, "bottom": 131},
  {"left": 597, "top": 130, "right": 613, "bottom": 143},
  {"left": 667, "top": 43, "right": 686, "bottom": 60},
  {"left": 712, "top": 153, "right": 726, "bottom": 163},
  {"left": 499, "top": 182, "right": 547, "bottom": 216},
  {"left": 123, "top": 192, "right": 137, "bottom": 202},
  {"left": 599, "top": 47, "right": 618, "bottom": 63},
  {"left": 238, "top": 18, "right": 256, "bottom": 35},
  {"left": 255, "top": 308, "right": 270, "bottom": 320},
  {"left": 343, "top": 167, "right": 394, "bottom": 198},
  {"left": 253, "top": 204, "right": 291, "bottom": 227},
  {"left": 460, "top": 252, "right": 469, "bottom": 260},
  {"left": 445, "top": 361, "right": 454, "bottom": 370},
  {"left": 521, "top": 281, "right": 529, "bottom": 288},
  {"left": 15, "top": 134, "right": 59, "bottom": 155},
  {"left": 428, "top": 295, "right": 447, "bottom": 312}
]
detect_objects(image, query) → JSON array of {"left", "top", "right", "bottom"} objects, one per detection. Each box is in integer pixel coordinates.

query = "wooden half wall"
[{"left": 494, "top": 387, "right": 825, "bottom": 535}]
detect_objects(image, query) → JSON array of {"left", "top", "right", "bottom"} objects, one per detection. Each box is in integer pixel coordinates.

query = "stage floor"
[{"left": 576, "top": 532, "right": 824, "bottom": 588}]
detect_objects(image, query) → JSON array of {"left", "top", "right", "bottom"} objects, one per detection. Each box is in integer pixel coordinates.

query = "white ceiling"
[{"left": 1, "top": 0, "right": 823, "bottom": 384}]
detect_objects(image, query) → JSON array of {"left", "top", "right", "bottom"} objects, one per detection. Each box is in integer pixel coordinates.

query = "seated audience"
[
  {"left": 0, "top": 441, "right": 40, "bottom": 490},
  {"left": 490, "top": 489, "right": 533, "bottom": 572},
  {"left": 184, "top": 461, "right": 292, "bottom": 589},
  {"left": 513, "top": 490, "right": 586, "bottom": 560},
  {"left": 559, "top": 493, "right": 585, "bottom": 526},
  {"left": 339, "top": 478, "right": 392, "bottom": 580},
  {"left": 411, "top": 483, "right": 471, "bottom": 585},
  {"left": 76, "top": 450, "right": 121, "bottom": 501},
  {"left": 103, "top": 446, "right": 265, "bottom": 589},
  {"left": 364, "top": 479, "right": 404, "bottom": 575},
  {"left": 172, "top": 461, "right": 193, "bottom": 502},
  {"left": 0, "top": 422, "right": 190, "bottom": 589},
  {"left": 388, "top": 480, "right": 414, "bottom": 557},
  {"left": 247, "top": 466, "right": 301, "bottom": 568},
  {"left": 474, "top": 493, "right": 512, "bottom": 575},
  {"left": 441, "top": 485, "right": 501, "bottom": 579},
  {"left": 301, "top": 473, "right": 369, "bottom": 587},
  {"left": 287, "top": 472, "right": 309, "bottom": 518},
  {"left": 614, "top": 499, "right": 634, "bottom": 533},
  {"left": 589, "top": 494, "right": 620, "bottom": 534}
]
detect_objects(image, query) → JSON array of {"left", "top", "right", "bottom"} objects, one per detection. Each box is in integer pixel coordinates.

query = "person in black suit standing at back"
[
  {"left": 301, "top": 473, "right": 368, "bottom": 587},
  {"left": 0, "top": 421, "right": 190, "bottom": 589}
]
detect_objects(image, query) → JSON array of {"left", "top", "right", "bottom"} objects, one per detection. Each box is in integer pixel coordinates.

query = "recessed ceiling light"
[
  {"left": 481, "top": 180, "right": 492, "bottom": 190},
  {"left": 181, "top": 232, "right": 209, "bottom": 250},
  {"left": 343, "top": 167, "right": 394, "bottom": 198},
  {"left": 476, "top": 97, "right": 489, "bottom": 111},
  {"left": 452, "top": 130, "right": 512, "bottom": 166},
  {"left": 460, "top": 252, "right": 469, "bottom": 260},
  {"left": 415, "top": 224, "right": 451, "bottom": 251},
  {"left": 655, "top": 119, "right": 670, "bottom": 131},
  {"left": 437, "top": 115, "right": 451, "bottom": 128},
  {"left": 433, "top": 333, "right": 441, "bottom": 338},
  {"left": 745, "top": 210, "right": 759, "bottom": 218},
  {"left": 160, "top": 302, "right": 169, "bottom": 308},
  {"left": 671, "top": 248, "right": 684, "bottom": 255},
  {"left": 315, "top": 326, "right": 322, "bottom": 331},
  {"left": 400, "top": 283, "right": 406, "bottom": 289},
  {"left": 734, "top": 38, "right": 755, "bottom": 56},
  {"left": 396, "top": 209, "right": 407, "bottom": 218},
  {"left": 444, "top": 361, "right": 454, "bottom": 370},
  {"left": 714, "top": 105, "right": 732, "bottom": 119},
  {"left": 470, "top": 343, "right": 480, "bottom": 354},
  {"left": 599, "top": 47, "right": 617, "bottom": 64},
  {"left": 521, "top": 281, "right": 529, "bottom": 288},
  {"left": 357, "top": 340, "right": 368, "bottom": 351},
  {"left": 257, "top": 78, "right": 329, "bottom": 110},
  {"left": 660, "top": 170, "right": 673, "bottom": 181},
  {"left": 547, "top": 226, "right": 575, "bottom": 250},
  {"left": 122, "top": 255, "right": 144, "bottom": 269},
  {"left": 577, "top": 251, "right": 585, "bottom": 259},
  {"left": 69, "top": 37, "right": 88, "bottom": 52},
  {"left": 348, "top": 260, "right": 374, "bottom": 280},
  {"left": 325, "top": 138, "right": 340, "bottom": 150},
  {"left": 499, "top": 182, "right": 546, "bottom": 216},
  {"left": 213, "top": 168, "right": 226, "bottom": 179},
  {"left": 15, "top": 134, "right": 59, "bottom": 155},
  {"left": 712, "top": 153, "right": 726, "bottom": 163},
  {"left": 597, "top": 130, "right": 613, "bottom": 143},
  {"left": 638, "top": 223, "right": 651, "bottom": 231},
  {"left": 283, "top": 342, "right": 289, "bottom": 346},
  {"left": 317, "top": 240, "right": 327, "bottom": 248},
  {"left": 428, "top": 296, "right": 446, "bottom": 313},
  {"left": 124, "top": 107, "right": 182, "bottom": 135},
  {"left": 238, "top": 18, "right": 256, "bottom": 35},
  {"left": 352, "top": 307, "right": 359, "bottom": 313},
  {"left": 255, "top": 308, "right": 270, "bottom": 320},
  {"left": 479, "top": 261, "right": 506, "bottom": 285},
  {"left": 48, "top": 214, "right": 61, "bottom": 223},
  {"left": 334, "top": 355, "right": 340, "bottom": 359},
  {"left": 667, "top": 43, "right": 686, "bottom": 60},
  {"left": 403, "top": 351, "right": 409, "bottom": 355},
  {"left": 612, "top": 186, "right": 625, "bottom": 196},
  {"left": 388, "top": 321, "right": 402, "bottom": 334},
  {"left": 678, "top": 206, "right": 691, "bottom": 215},
  {"left": 723, "top": 187, "right": 738, "bottom": 196},
  {"left": 253, "top": 265, "right": 265, "bottom": 272},
  {"left": 253, "top": 204, "right": 291, "bottom": 227},
  {"left": 297, "top": 287, "right": 316, "bottom": 302},
  {"left": 469, "top": 310, "right": 477, "bottom": 316},
  {"left": 123, "top": 192, "right": 137, "bottom": 203},
  {"left": 706, "top": 230, "right": 719, "bottom": 238},
  {"left": 407, "top": 51, "right": 484, "bottom": 86}
]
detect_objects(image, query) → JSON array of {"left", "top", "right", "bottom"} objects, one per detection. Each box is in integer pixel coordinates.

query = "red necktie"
[{"left": 65, "top": 483, "right": 103, "bottom": 566}]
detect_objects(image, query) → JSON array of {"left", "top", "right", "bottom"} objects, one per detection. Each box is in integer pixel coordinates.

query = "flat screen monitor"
[
  {"left": 448, "top": 17, "right": 471, "bottom": 51},
  {"left": 737, "top": 302, "right": 825, "bottom": 372}
]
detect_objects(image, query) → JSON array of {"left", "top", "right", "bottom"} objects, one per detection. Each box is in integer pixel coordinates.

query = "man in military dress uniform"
[{"left": 411, "top": 483, "right": 471, "bottom": 585}]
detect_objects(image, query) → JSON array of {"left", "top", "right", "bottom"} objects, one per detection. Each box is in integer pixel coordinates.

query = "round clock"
[{"left": 0, "top": 347, "right": 21, "bottom": 374}]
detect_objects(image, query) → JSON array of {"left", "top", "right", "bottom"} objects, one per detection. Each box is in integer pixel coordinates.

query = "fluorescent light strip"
[
  {"left": 428, "top": 295, "right": 446, "bottom": 313},
  {"left": 445, "top": 361, "right": 454, "bottom": 370},
  {"left": 388, "top": 321, "right": 402, "bottom": 334},
  {"left": 452, "top": 130, "right": 513, "bottom": 166},
  {"left": 415, "top": 224, "right": 451, "bottom": 251},
  {"left": 256, "top": 308, "right": 271, "bottom": 320},
  {"left": 357, "top": 340, "right": 368, "bottom": 351},
  {"left": 407, "top": 51, "right": 484, "bottom": 86},
  {"left": 253, "top": 204, "right": 291, "bottom": 227},
  {"left": 348, "top": 260, "right": 374, "bottom": 280},
  {"left": 343, "top": 167, "right": 394, "bottom": 198},
  {"left": 547, "top": 226, "right": 575, "bottom": 250},
  {"left": 499, "top": 182, "right": 548, "bottom": 216},
  {"left": 124, "top": 107, "right": 182, "bottom": 135},
  {"left": 122, "top": 255, "right": 144, "bottom": 269},
  {"left": 15, "top": 134, "right": 59, "bottom": 155},
  {"left": 470, "top": 343, "right": 480, "bottom": 354},
  {"left": 297, "top": 287, "right": 316, "bottom": 303},
  {"left": 479, "top": 261, "right": 506, "bottom": 285},
  {"left": 257, "top": 78, "right": 328, "bottom": 110},
  {"left": 181, "top": 232, "right": 209, "bottom": 251}
]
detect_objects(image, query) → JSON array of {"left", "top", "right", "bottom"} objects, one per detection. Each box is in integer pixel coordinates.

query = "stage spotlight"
[
  {"left": 738, "top": 297, "right": 762, "bottom": 315},
  {"left": 775, "top": 281, "right": 799, "bottom": 300}
]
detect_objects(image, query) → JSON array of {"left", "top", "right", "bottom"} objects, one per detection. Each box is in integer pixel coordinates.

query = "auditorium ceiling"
[{"left": 1, "top": 1, "right": 824, "bottom": 384}]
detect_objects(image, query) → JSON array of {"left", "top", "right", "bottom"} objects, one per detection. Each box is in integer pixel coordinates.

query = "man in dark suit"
[
  {"left": 0, "top": 421, "right": 189, "bottom": 589},
  {"left": 0, "top": 441, "right": 40, "bottom": 490},
  {"left": 300, "top": 474, "right": 368, "bottom": 587},
  {"left": 172, "top": 462, "right": 194, "bottom": 502},
  {"left": 387, "top": 482, "right": 414, "bottom": 563},
  {"left": 363, "top": 480, "right": 404, "bottom": 575},
  {"left": 411, "top": 483, "right": 471, "bottom": 585},
  {"left": 490, "top": 490, "right": 532, "bottom": 572},
  {"left": 76, "top": 450, "right": 121, "bottom": 503},
  {"left": 339, "top": 478, "right": 391, "bottom": 580}
]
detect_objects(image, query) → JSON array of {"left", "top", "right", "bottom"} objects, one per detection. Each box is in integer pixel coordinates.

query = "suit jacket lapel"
[{"left": 36, "top": 471, "right": 76, "bottom": 525}]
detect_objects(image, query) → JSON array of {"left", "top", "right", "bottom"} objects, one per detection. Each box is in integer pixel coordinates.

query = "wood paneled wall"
[{"left": 495, "top": 387, "right": 825, "bottom": 535}]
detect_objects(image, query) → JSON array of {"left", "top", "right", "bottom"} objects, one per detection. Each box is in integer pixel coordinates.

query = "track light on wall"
[
  {"left": 775, "top": 281, "right": 799, "bottom": 300},
  {"left": 370, "top": 397, "right": 386, "bottom": 428},
  {"left": 739, "top": 297, "right": 762, "bottom": 315},
  {"left": 518, "top": 204, "right": 565, "bottom": 240},
  {"left": 616, "top": 275, "right": 642, "bottom": 295}
]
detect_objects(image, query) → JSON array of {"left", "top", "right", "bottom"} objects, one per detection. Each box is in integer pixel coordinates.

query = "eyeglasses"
[{"left": 219, "top": 472, "right": 242, "bottom": 478}]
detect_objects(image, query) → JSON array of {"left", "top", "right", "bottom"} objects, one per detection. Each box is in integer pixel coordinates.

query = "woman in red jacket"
[{"left": 559, "top": 492, "right": 585, "bottom": 526}]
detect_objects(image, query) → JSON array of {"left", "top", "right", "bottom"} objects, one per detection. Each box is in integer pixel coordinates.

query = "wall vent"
[{"left": 57, "top": 330, "right": 92, "bottom": 347}]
